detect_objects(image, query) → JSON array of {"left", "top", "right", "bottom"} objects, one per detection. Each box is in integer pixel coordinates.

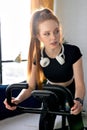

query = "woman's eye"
[
  {"left": 44, "top": 33, "right": 50, "bottom": 36},
  {"left": 55, "top": 29, "right": 59, "bottom": 34}
]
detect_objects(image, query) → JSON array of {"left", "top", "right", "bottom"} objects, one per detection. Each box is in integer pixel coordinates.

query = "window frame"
[{"left": 0, "top": 21, "right": 2, "bottom": 83}]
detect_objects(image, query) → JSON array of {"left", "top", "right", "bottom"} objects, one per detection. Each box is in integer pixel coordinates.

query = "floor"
[
  {"left": 0, "top": 113, "right": 87, "bottom": 130},
  {"left": 0, "top": 114, "right": 39, "bottom": 130},
  {"left": 0, "top": 113, "right": 62, "bottom": 130}
]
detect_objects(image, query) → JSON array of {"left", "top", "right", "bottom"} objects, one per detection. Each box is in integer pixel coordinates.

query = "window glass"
[{"left": 0, "top": 0, "right": 31, "bottom": 84}]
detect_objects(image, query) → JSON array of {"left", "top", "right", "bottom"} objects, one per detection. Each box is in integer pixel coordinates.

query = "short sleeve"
[{"left": 71, "top": 45, "right": 82, "bottom": 64}]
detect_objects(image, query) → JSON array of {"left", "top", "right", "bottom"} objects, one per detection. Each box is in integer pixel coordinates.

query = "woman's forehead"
[{"left": 38, "top": 20, "right": 59, "bottom": 31}]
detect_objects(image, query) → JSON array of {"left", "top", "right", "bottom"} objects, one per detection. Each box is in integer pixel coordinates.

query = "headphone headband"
[{"left": 40, "top": 45, "right": 65, "bottom": 67}]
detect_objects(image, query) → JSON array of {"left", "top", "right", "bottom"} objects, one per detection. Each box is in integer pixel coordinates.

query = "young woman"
[{"left": 4, "top": 8, "right": 85, "bottom": 130}]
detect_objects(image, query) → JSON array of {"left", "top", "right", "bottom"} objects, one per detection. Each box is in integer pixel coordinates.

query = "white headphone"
[{"left": 40, "top": 45, "right": 65, "bottom": 67}]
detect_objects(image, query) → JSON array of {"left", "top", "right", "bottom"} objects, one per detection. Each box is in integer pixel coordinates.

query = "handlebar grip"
[{"left": 6, "top": 83, "right": 28, "bottom": 106}]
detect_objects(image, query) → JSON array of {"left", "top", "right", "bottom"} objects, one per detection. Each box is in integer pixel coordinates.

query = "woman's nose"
[{"left": 51, "top": 33, "right": 56, "bottom": 40}]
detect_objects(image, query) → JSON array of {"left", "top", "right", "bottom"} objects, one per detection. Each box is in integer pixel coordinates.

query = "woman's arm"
[
  {"left": 16, "top": 64, "right": 37, "bottom": 103},
  {"left": 73, "top": 57, "right": 85, "bottom": 99},
  {"left": 4, "top": 64, "right": 37, "bottom": 110},
  {"left": 71, "top": 57, "right": 85, "bottom": 115}
]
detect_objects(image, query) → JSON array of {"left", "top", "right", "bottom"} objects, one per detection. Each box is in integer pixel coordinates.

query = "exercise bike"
[{"left": 6, "top": 83, "right": 74, "bottom": 130}]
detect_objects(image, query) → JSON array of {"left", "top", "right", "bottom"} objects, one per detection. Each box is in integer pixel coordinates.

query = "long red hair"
[{"left": 27, "top": 8, "right": 63, "bottom": 89}]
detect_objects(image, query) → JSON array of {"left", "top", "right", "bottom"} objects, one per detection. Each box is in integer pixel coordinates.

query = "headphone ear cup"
[
  {"left": 56, "top": 55, "right": 65, "bottom": 65},
  {"left": 40, "top": 57, "right": 50, "bottom": 67}
]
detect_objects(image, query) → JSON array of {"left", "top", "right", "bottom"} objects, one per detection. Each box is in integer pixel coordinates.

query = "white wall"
[{"left": 54, "top": 0, "right": 87, "bottom": 111}]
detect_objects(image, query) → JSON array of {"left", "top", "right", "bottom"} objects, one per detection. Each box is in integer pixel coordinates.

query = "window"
[{"left": 0, "top": 0, "right": 31, "bottom": 84}]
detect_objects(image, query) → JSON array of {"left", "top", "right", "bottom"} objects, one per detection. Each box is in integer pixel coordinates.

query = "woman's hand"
[
  {"left": 3, "top": 97, "right": 20, "bottom": 111},
  {"left": 70, "top": 100, "right": 83, "bottom": 115}
]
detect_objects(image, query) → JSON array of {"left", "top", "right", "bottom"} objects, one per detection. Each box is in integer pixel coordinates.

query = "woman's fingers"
[
  {"left": 3, "top": 98, "right": 17, "bottom": 111},
  {"left": 71, "top": 100, "right": 83, "bottom": 115}
]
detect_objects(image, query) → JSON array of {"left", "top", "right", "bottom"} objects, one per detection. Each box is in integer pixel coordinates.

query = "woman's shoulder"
[
  {"left": 63, "top": 42, "right": 80, "bottom": 49},
  {"left": 63, "top": 42, "right": 82, "bottom": 63},
  {"left": 63, "top": 42, "right": 82, "bottom": 53}
]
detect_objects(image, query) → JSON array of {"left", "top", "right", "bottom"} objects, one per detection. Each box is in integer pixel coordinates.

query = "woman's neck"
[{"left": 45, "top": 44, "right": 62, "bottom": 58}]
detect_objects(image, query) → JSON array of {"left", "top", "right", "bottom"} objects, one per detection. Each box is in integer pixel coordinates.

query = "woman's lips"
[{"left": 50, "top": 41, "right": 57, "bottom": 45}]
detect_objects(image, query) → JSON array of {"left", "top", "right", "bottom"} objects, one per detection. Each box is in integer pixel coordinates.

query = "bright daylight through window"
[{"left": 0, "top": 0, "right": 31, "bottom": 84}]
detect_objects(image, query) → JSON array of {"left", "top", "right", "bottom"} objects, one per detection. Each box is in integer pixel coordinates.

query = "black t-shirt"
[{"left": 40, "top": 43, "right": 82, "bottom": 82}]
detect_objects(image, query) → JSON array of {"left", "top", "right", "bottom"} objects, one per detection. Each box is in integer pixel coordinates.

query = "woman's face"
[{"left": 38, "top": 20, "right": 60, "bottom": 50}]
